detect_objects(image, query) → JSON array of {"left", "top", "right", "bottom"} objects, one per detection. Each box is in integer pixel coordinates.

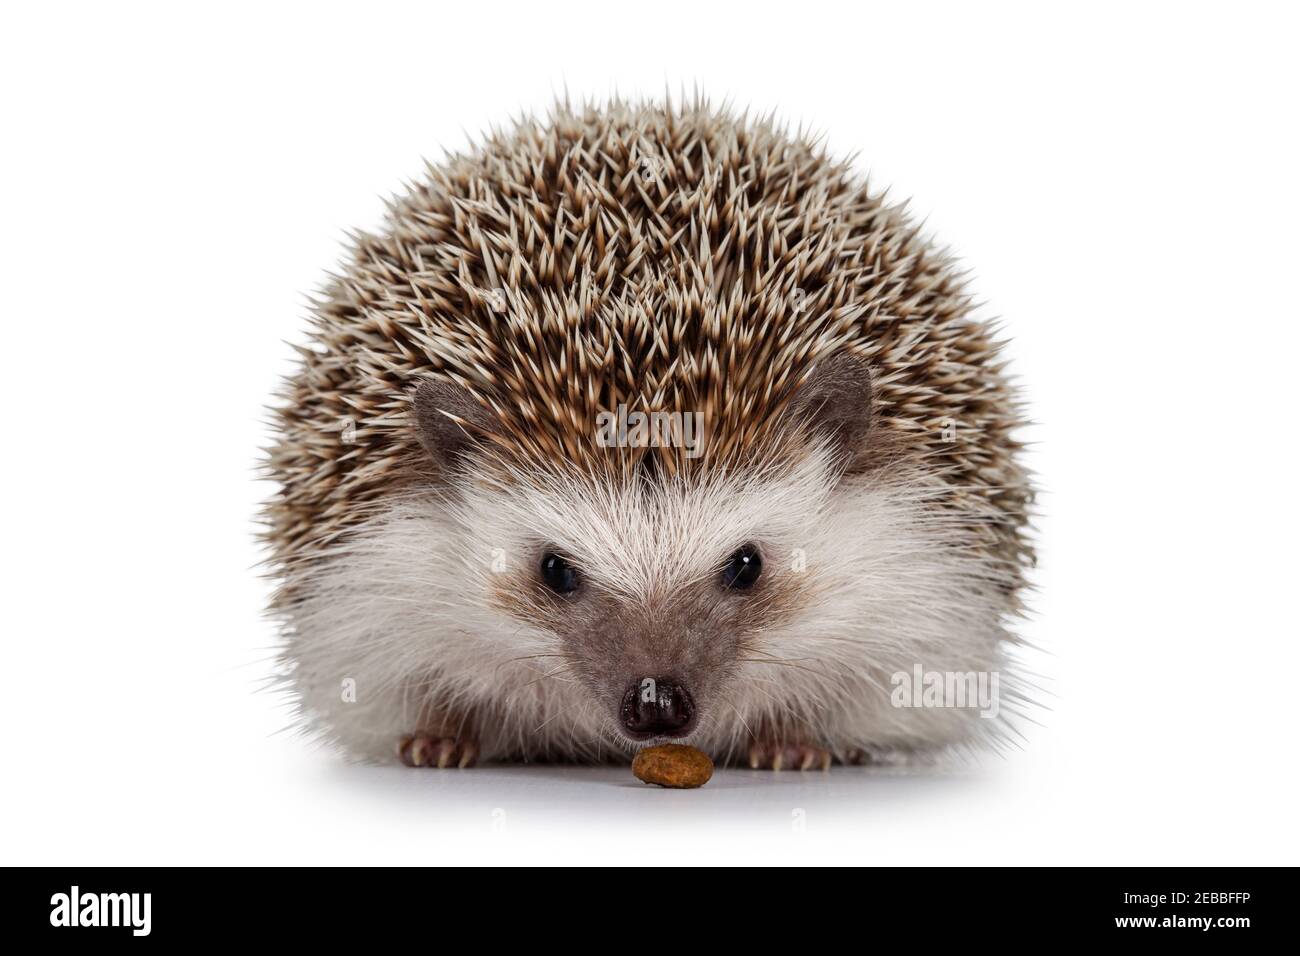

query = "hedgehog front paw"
[
  {"left": 397, "top": 734, "right": 479, "bottom": 769},
  {"left": 746, "top": 740, "right": 831, "bottom": 771}
]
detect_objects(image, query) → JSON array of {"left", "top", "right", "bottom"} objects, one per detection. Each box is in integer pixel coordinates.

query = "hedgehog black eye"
[
  {"left": 540, "top": 552, "right": 580, "bottom": 595},
  {"left": 721, "top": 544, "right": 762, "bottom": 590}
]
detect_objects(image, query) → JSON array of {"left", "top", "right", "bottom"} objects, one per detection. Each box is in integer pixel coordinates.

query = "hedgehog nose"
[{"left": 620, "top": 677, "right": 695, "bottom": 738}]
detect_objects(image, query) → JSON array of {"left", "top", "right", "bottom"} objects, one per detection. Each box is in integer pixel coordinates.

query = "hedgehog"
[{"left": 262, "top": 97, "right": 1034, "bottom": 771}]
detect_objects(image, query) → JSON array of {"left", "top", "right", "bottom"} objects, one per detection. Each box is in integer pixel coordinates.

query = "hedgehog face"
[
  {"left": 412, "top": 359, "right": 877, "bottom": 747},
  {"left": 457, "top": 451, "right": 838, "bottom": 745}
]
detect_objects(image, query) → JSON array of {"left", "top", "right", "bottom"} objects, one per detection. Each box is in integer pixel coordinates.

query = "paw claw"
[
  {"left": 435, "top": 739, "right": 456, "bottom": 768},
  {"left": 457, "top": 741, "right": 479, "bottom": 769}
]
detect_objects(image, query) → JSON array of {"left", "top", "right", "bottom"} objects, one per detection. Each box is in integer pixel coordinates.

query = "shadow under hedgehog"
[{"left": 263, "top": 98, "right": 1035, "bottom": 771}]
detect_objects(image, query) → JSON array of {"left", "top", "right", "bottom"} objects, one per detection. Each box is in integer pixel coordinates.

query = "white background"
[{"left": 2, "top": 1, "right": 1296, "bottom": 865}]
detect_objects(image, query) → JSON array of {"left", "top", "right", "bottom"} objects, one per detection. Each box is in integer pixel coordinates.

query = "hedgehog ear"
[
  {"left": 787, "top": 353, "right": 874, "bottom": 468},
  {"left": 412, "top": 378, "right": 498, "bottom": 477}
]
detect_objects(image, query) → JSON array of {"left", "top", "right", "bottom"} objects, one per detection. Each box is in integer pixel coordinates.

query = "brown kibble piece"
[{"left": 632, "top": 744, "right": 714, "bottom": 789}]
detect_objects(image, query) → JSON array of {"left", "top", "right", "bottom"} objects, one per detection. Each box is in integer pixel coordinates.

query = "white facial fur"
[{"left": 276, "top": 444, "right": 1024, "bottom": 764}]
